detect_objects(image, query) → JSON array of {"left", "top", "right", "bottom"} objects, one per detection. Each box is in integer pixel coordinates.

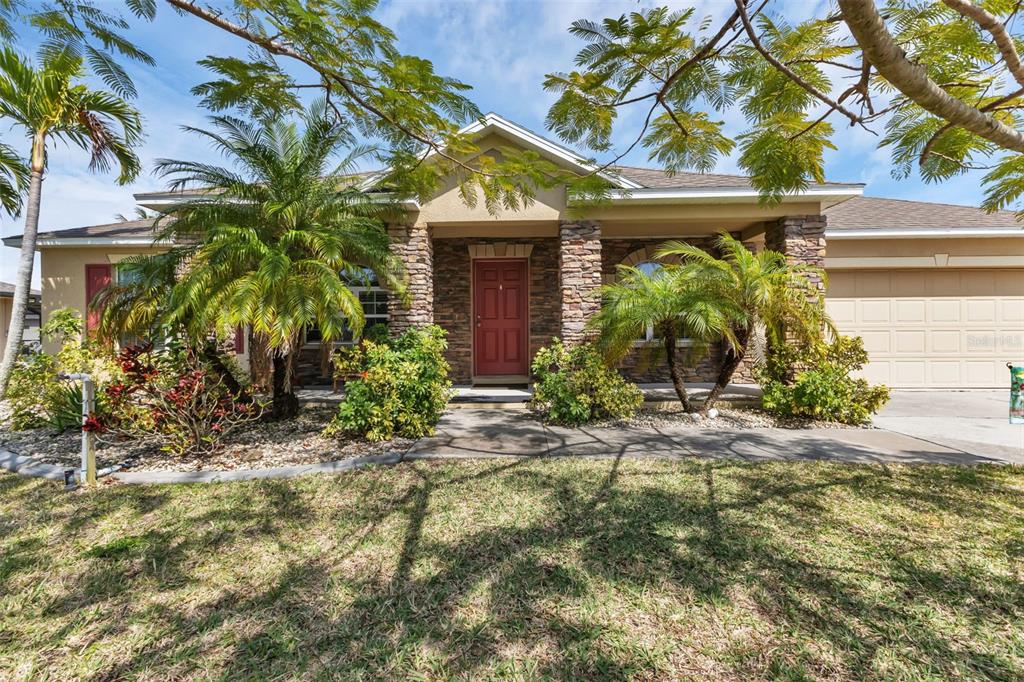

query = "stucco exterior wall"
[
  {"left": 825, "top": 236, "right": 1024, "bottom": 268},
  {"left": 38, "top": 247, "right": 163, "bottom": 354}
]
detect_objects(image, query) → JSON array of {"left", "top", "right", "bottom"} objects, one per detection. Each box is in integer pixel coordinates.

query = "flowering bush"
[
  {"left": 5, "top": 308, "right": 119, "bottom": 431},
  {"left": 325, "top": 325, "right": 452, "bottom": 441},
  {"left": 530, "top": 339, "right": 643, "bottom": 425},
  {"left": 100, "top": 344, "right": 262, "bottom": 457},
  {"left": 757, "top": 335, "right": 890, "bottom": 425}
]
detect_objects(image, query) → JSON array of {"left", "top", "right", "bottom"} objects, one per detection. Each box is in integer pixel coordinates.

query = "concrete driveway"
[{"left": 872, "top": 390, "right": 1024, "bottom": 463}]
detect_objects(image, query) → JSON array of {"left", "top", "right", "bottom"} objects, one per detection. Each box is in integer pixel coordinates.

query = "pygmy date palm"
[
  {"left": 657, "top": 234, "right": 831, "bottom": 414},
  {"left": 592, "top": 263, "right": 737, "bottom": 413},
  {"left": 101, "top": 105, "right": 405, "bottom": 418}
]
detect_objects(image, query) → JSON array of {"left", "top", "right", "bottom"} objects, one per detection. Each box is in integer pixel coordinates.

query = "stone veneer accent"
[
  {"left": 764, "top": 215, "right": 827, "bottom": 293},
  {"left": 559, "top": 221, "right": 603, "bottom": 344},
  {"left": 388, "top": 223, "right": 433, "bottom": 331},
  {"left": 433, "top": 237, "right": 560, "bottom": 383},
  {"left": 601, "top": 237, "right": 724, "bottom": 383}
]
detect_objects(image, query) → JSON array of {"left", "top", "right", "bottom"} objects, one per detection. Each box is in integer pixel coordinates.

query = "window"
[
  {"left": 635, "top": 261, "right": 662, "bottom": 344},
  {"left": 304, "top": 268, "right": 389, "bottom": 345}
]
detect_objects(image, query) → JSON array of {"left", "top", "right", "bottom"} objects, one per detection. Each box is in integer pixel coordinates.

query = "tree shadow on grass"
[{"left": 2, "top": 459, "right": 1022, "bottom": 680}]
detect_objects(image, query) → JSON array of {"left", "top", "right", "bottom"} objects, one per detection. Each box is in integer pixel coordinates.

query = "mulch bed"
[{"left": 0, "top": 407, "right": 413, "bottom": 473}]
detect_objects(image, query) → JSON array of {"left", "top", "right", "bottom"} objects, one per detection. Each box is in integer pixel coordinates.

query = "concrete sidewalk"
[{"left": 407, "top": 408, "right": 1022, "bottom": 466}]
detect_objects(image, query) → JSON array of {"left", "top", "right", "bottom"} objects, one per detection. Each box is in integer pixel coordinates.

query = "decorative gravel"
[
  {"left": 0, "top": 407, "right": 414, "bottom": 473},
  {"left": 597, "top": 404, "right": 869, "bottom": 430}
]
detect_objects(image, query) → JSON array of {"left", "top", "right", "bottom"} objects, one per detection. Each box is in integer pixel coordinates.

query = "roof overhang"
[
  {"left": 2, "top": 236, "right": 165, "bottom": 248},
  {"left": 134, "top": 191, "right": 420, "bottom": 212},
  {"left": 592, "top": 184, "right": 864, "bottom": 205},
  {"left": 826, "top": 228, "right": 1024, "bottom": 239},
  {"left": 357, "top": 112, "right": 642, "bottom": 192}
]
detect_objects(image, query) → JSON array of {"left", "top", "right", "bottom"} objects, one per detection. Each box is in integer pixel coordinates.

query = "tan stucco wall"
[
  {"left": 826, "top": 237, "right": 1024, "bottom": 269},
  {"left": 38, "top": 246, "right": 163, "bottom": 354}
]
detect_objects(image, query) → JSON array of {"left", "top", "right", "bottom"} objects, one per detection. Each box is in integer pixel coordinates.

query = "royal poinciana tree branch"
[
  {"left": 838, "top": 0, "right": 1024, "bottom": 154},
  {"left": 543, "top": 0, "right": 1024, "bottom": 210},
  {"left": 161, "top": 0, "right": 601, "bottom": 210}
]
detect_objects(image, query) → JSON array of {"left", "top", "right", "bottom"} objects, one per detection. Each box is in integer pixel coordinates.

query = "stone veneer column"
[
  {"left": 387, "top": 223, "right": 433, "bottom": 331},
  {"left": 764, "top": 215, "right": 827, "bottom": 293},
  {"left": 558, "top": 220, "right": 603, "bottom": 344}
]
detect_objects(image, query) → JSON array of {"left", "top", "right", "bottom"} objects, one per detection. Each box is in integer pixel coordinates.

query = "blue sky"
[{"left": 0, "top": 0, "right": 993, "bottom": 285}]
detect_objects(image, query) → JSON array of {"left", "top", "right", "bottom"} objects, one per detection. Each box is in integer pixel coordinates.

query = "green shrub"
[
  {"left": 5, "top": 308, "right": 120, "bottom": 431},
  {"left": 530, "top": 339, "right": 643, "bottom": 425},
  {"left": 325, "top": 325, "right": 453, "bottom": 441},
  {"left": 757, "top": 335, "right": 890, "bottom": 425}
]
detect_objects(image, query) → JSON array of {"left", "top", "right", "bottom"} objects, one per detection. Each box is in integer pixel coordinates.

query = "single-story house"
[
  {"left": 0, "top": 282, "right": 41, "bottom": 350},
  {"left": 4, "top": 113, "right": 1023, "bottom": 388}
]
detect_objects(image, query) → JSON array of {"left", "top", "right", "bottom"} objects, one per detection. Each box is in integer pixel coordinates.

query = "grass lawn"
[{"left": 1, "top": 459, "right": 1023, "bottom": 680}]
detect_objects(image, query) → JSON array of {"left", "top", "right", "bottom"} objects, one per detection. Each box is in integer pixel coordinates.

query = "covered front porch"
[{"left": 386, "top": 209, "right": 829, "bottom": 386}]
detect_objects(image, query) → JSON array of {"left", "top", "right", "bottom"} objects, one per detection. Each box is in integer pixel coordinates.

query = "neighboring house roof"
[
  {"left": 2, "top": 218, "right": 160, "bottom": 248},
  {"left": 824, "top": 196, "right": 1023, "bottom": 238},
  {"left": 0, "top": 281, "right": 41, "bottom": 298}
]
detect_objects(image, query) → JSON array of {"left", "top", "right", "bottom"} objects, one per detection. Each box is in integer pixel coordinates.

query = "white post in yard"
[{"left": 62, "top": 372, "right": 96, "bottom": 486}]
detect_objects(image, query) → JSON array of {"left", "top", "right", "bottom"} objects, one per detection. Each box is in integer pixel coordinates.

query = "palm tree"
[
  {"left": 0, "top": 47, "right": 142, "bottom": 397},
  {"left": 101, "top": 106, "right": 405, "bottom": 418},
  {"left": 658, "top": 234, "right": 831, "bottom": 414},
  {"left": 592, "top": 263, "right": 737, "bottom": 413}
]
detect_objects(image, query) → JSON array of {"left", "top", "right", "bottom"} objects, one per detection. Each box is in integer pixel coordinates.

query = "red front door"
[
  {"left": 473, "top": 259, "right": 528, "bottom": 376},
  {"left": 85, "top": 263, "right": 112, "bottom": 333}
]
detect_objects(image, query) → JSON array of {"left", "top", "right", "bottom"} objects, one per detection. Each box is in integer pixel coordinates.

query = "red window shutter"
[
  {"left": 85, "top": 264, "right": 112, "bottom": 333},
  {"left": 233, "top": 326, "right": 245, "bottom": 354}
]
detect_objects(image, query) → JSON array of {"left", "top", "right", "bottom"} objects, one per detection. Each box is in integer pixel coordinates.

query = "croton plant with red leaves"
[{"left": 98, "top": 344, "right": 262, "bottom": 457}]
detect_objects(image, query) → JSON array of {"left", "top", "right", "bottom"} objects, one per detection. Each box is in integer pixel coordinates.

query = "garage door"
[{"left": 826, "top": 270, "right": 1024, "bottom": 387}]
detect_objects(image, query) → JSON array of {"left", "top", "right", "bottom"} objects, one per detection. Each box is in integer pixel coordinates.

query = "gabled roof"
[
  {"left": 824, "top": 196, "right": 1023, "bottom": 237},
  {"left": 355, "top": 112, "right": 643, "bottom": 191}
]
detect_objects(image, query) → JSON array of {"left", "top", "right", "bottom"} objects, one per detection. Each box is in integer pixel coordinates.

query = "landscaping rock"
[{"left": 0, "top": 406, "right": 414, "bottom": 473}]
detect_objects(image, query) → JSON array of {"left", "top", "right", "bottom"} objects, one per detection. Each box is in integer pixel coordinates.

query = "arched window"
[{"left": 634, "top": 260, "right": 663, "bottom": 343}]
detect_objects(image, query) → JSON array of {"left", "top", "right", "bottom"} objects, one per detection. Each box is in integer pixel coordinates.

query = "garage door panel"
[
  {"left": 893, "top": 330, "right": 926, "bottom": 353},
  {"left": 1000, "top": 299, "right": 1024, "bottom": 323},
  {"left": 861, "top": 300, "right": 891, "bottom": 323},
  {"left": 895, "top": 299, "right": 926, "bottom": 323},
  {"left": 929, "top": 299, "right": 960, "bottom": 323},
  {"left": 827, "top": 269, "right": 1023, "bottom": 388},
  {"left": 825, "top": 299, "right": 856, "bottom": 324},
  {"left": 929, "top": 362, "right": 961, "bottom": 385},
  {"left": 930, "top": 330, "right": 960, "bottom": 353},
  {"left": 965, "top": 299, "right": 997, "bottom": 322},
  {"left": 858, "top": 330, "right": 891, "bottom": 353}
]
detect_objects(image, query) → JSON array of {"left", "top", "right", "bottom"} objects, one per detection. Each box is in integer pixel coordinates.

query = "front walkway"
[{"left": 407, "top": 407, "right": 1023, "bottom": 466}]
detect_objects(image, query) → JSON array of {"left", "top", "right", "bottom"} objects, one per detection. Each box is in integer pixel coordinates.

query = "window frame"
[{"left": 303, "top": 283, "right": 390, "bottom": 348}]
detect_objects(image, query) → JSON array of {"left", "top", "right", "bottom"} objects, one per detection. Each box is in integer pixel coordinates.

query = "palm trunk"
[
  {"left": 702, "top": 325, "right": 751, "bottom": 415},
  {"left": 270, "top": 351, "right": 299, "bottom": 419},
  {"left": 663, "top": 326, "right": 693, "bottom": 413},
  {"left": 0, "top": 133, "right": 45, "bottom": 398}
]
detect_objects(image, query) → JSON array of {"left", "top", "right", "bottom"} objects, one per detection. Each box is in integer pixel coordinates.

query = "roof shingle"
[{"left": 824, "top": 196, "right": 1022, "bottom": 231}]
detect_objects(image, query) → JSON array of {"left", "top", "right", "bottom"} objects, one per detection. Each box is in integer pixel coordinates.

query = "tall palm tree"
[
  {"left": 658, "top": 234, "right": 831, "bottom": 414},
  {"left": 0, "top": 47, "right": 142, "bottom": 397},
  {"left": 101, "top": 106, "right": 405, "bottom": 418},
  {"left": 592, "top": 264, "right": 737, "bottom": 413}
]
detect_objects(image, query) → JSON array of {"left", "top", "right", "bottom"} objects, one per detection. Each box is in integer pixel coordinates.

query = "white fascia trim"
[
  {"left": 826, "top": 228, "right": 1024, "bottom": 239},
  {"left": 466, "top": 114, "right": 643, "bottom": 189},
  {"left": 594, "top": 185, "right": 864, "bottom": 204},
  {"left": 8, "top": 237, "right": 166, "bottom": 248}
]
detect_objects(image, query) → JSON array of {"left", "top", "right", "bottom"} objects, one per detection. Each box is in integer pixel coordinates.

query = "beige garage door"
[{"left": 826, "top": 269, "right": 1024, "bottom": 387}]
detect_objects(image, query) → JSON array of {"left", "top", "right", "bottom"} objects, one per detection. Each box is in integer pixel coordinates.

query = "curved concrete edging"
[{"left": 0, "top": 449, "right": 69, "bottom": 481}]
